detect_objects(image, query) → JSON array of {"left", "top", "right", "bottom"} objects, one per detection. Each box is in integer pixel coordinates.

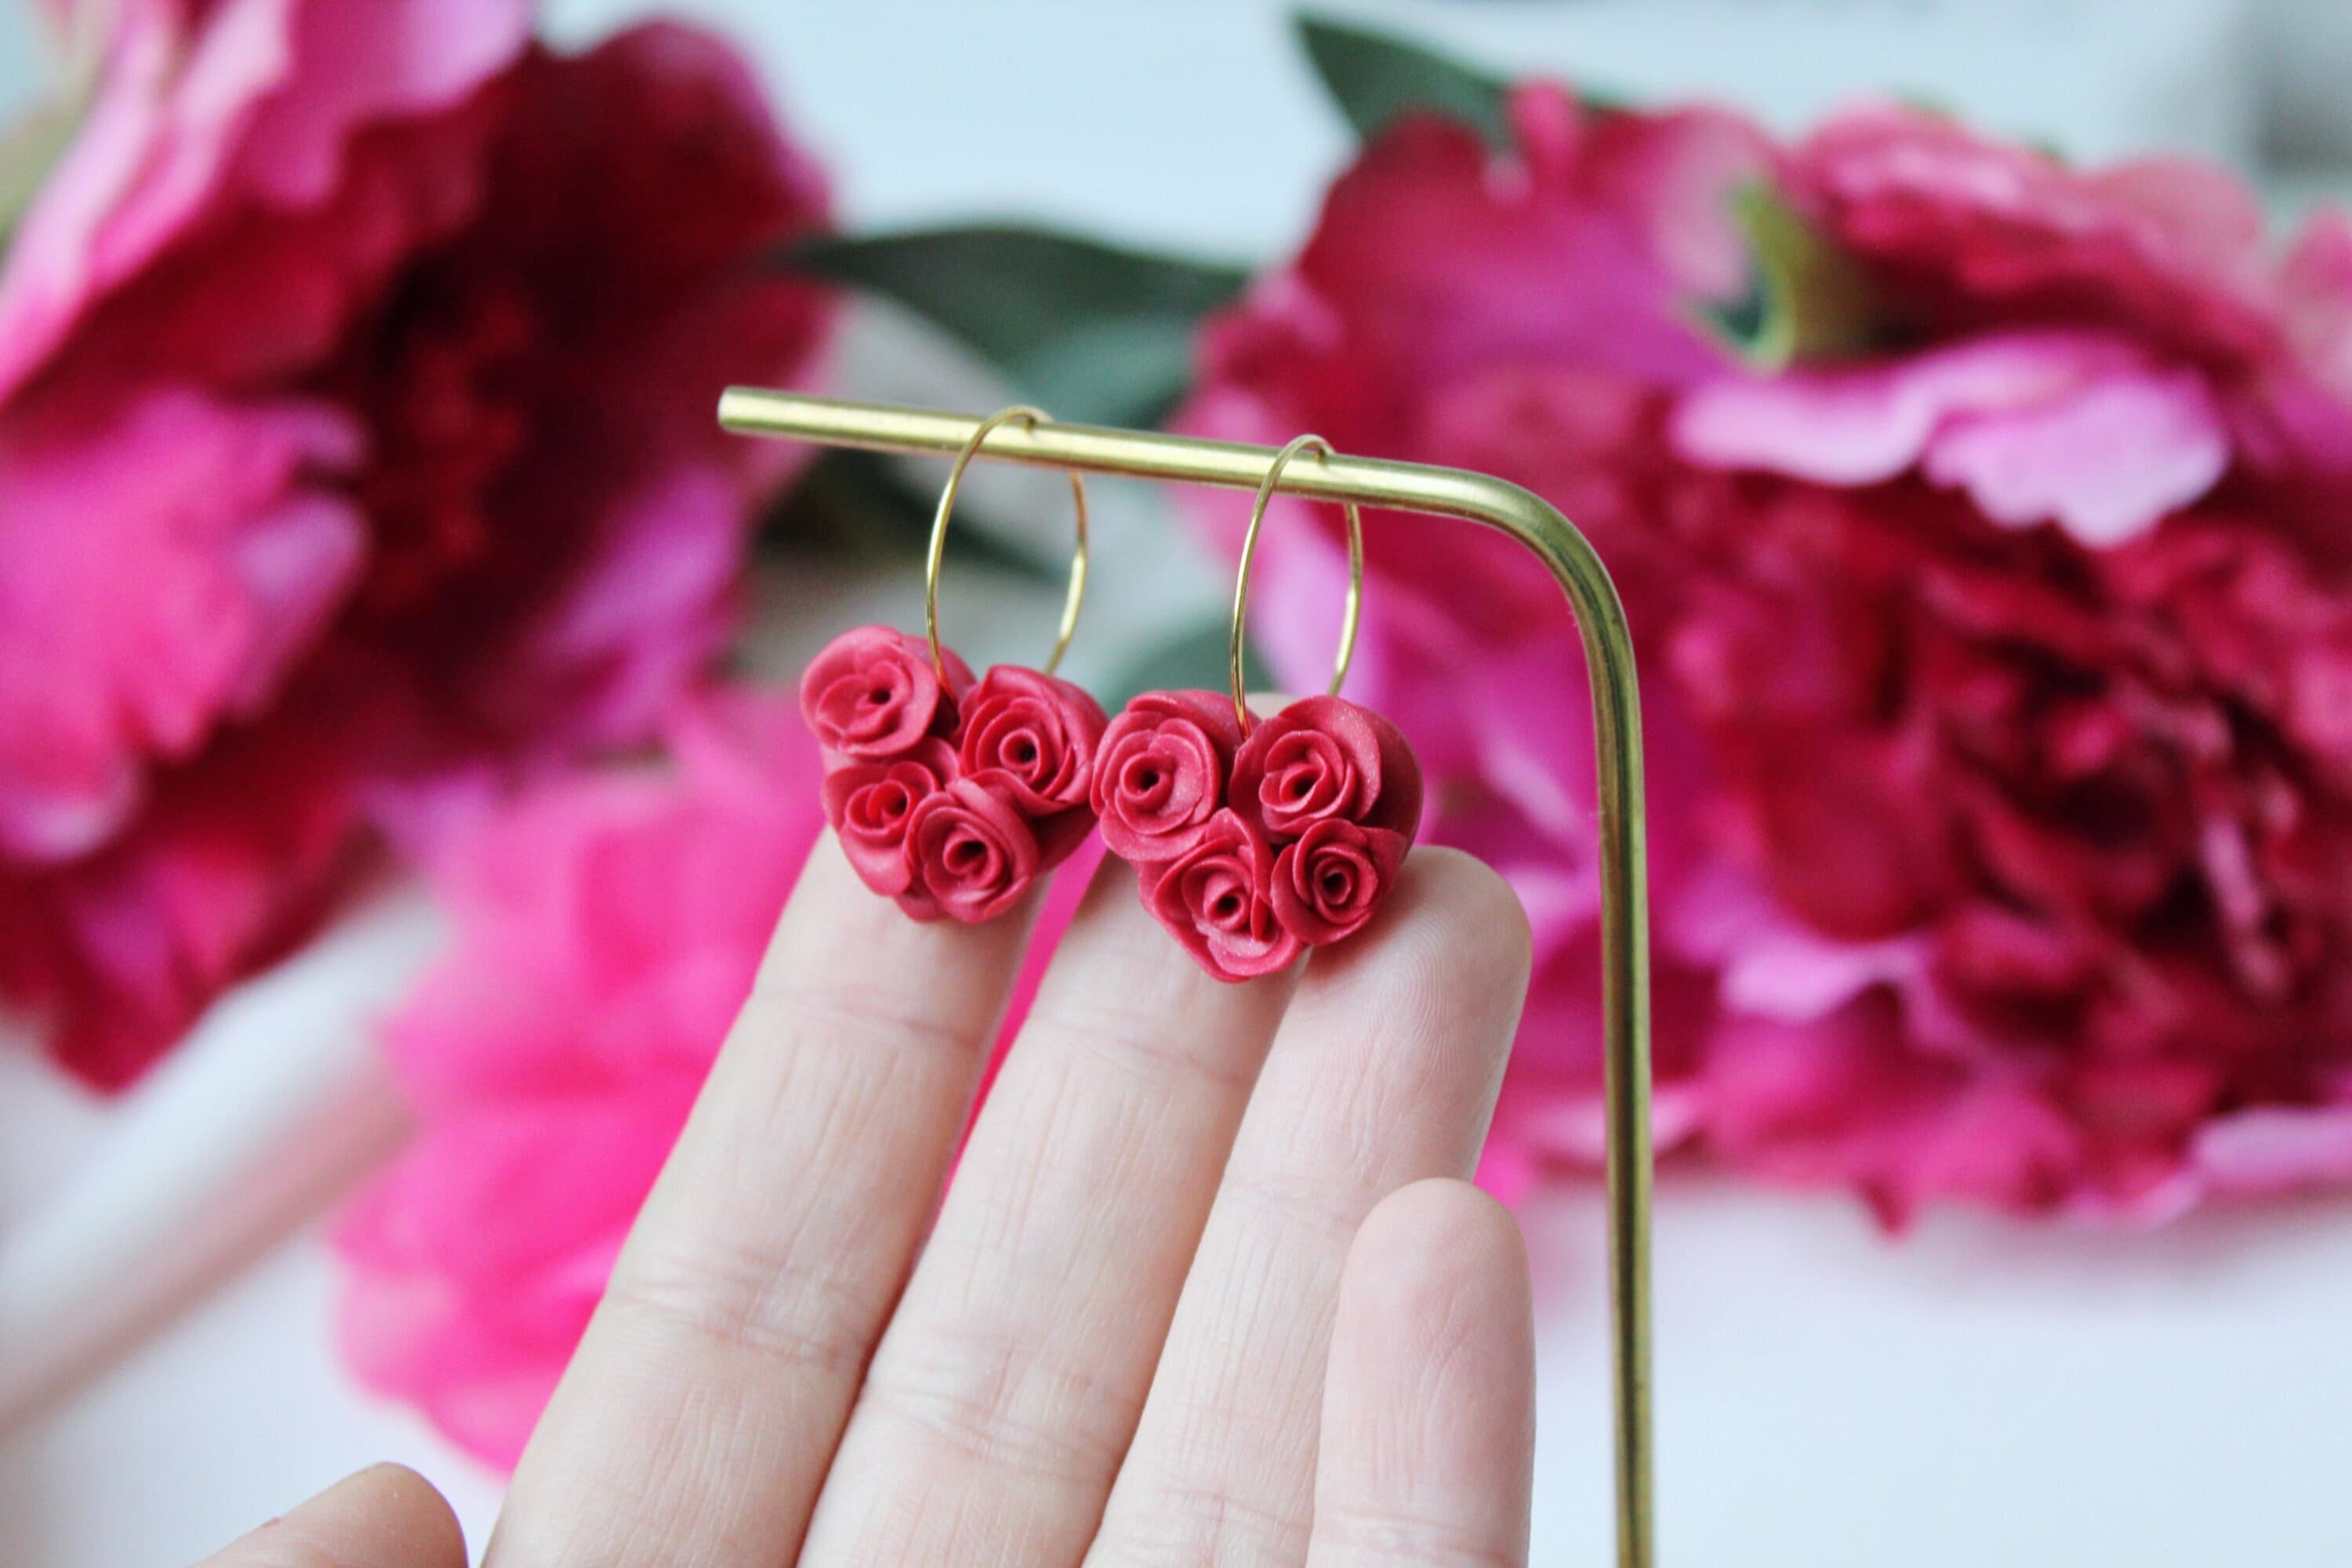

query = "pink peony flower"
[
  {"left": 335, "top": 688, "right": 824, "bottom": 1468},
  {"left": 1181, "top": 81, "right": 2352, "bottom": 1221},
  {"left": 1143, "top": 808, "right": 1301, "bottom": 982},
  {"left": 336, "top": 685, "right": 1099, "bottom": 1467},
  {"left": 0, "top": 1, "right": 833, "bottom": 1087},
  {"left": 1091, "top": 688, "right": 1247, "bottom": 862}
]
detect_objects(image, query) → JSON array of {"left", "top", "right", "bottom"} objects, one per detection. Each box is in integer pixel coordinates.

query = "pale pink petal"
[
  {"left": 234, "top": 0, "right": 530, "bottom": 205},
  {"left": 2190, "top": 1105, "right": 2352, "bottom": 1196},
  {"left": 1920, "top": 362, "right": 2227, "bottom": 544},
  {"left": 1673, "top": 332, "right": 2092, "bottom": 485},
  {"left": 1675, "top": 329, "right": 2230, "bottom": 542},
  {"left": 0, "top": 0, "right": 532, "bottom": 399}
]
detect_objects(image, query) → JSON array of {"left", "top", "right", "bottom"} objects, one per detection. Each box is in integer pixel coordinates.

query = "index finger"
[{"left": 483, "top": 838, "right": 1036, "bottom": 1568}]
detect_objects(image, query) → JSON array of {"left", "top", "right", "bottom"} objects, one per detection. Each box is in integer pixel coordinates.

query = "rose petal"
[
  {"left": 1141, "top": 808, "right": 1300, "bottom": 982},
  {"left": 1091, "top": 688, "right": 1246, "bottom": 863},
  {"left": 1271, "top": 817, "right": 1406, "bottom": 946},
  {"left": 957, "top": 663, "right": 1109, "bottom": 816},
  {"left": 1230, "top": 694, "right": 1421, "bottom": 842},
  {"left": 906, "top": 775, "right": 1040, "bottom": 924}
]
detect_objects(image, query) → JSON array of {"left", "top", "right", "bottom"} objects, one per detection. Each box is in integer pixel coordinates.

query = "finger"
[
  {"left": 1087, "top": 848, "right": 1532, "bottom": 1565},
  {"left": 798, "top": 854, "right": 1298, "bottom": 1566},
  {"left": 196, "top": 1464, "right": 465, "bottom": 1568},
  {"left": 487, "top": 837, "right": 1036, "bottom": 1568},
  {"left": 1307, "top": 1180, "right": 1535, "bottom": 1568}
]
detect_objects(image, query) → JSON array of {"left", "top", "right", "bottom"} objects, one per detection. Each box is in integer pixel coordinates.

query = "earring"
[
  {"left": 804, "top": 407, "right": 1107, "bottom": 923},
  {"left": 1096, "top": 435, "right": 1421, "bottom": 981}
]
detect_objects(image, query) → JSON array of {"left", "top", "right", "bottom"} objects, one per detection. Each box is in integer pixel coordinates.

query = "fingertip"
[
  {"left": 1297, "top": 846, "right": 1533, "bottom": 1089},
  {"left": 355, "top": 1465, "right": 467, "bottom": 1566},
  {"left": 1319, "top": 1178, "right": 1536, "bottom": 1563},
  {"left": 201, "top": 1463, "right": 466, "bottom": 1568},
  {"left": 1344, "top": 1177, "right": 1534, "bottom": 1356},
  {"left": 1407, "top": 844, "right": 1534, "bottom": 978}
]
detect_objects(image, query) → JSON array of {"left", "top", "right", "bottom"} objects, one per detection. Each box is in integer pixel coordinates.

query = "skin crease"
[{"left": 197, "top": 831, "right": 1538, "bottom": 1568}]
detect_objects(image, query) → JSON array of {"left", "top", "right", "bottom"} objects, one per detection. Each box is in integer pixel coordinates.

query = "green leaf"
[
  {"left": 1296, "top": 11, "right": 1512, "bottom": 149},
  {"left": 1100, "top": 615, "right": 1279, "bottom": 713},
  {"left": 755, "top": 447, "right": 1056, "bottom": 584},
  {"left": 1697, "top": 183, "right": 1892, "bottom": 370},
  {"left": 781, "top": 227, "right": 1250, "bottom": 428}
]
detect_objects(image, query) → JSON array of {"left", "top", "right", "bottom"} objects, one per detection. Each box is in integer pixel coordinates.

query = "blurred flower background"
[{"left": 5, "top": 3, "right": 2352, "bottom": 1566}]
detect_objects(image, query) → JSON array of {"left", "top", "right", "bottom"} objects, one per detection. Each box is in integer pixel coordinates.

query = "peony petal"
[
  {"left": 337, "top": 687, "right": 831, "bottom": 1468},
  {"left": 0, "top": 0, "right": 533, "bottom": 401},
  {"left": 1919, "top": 360, "right": 2228, "bottom": 544},
  {"left": 0, "top": 387, "right": 363, "bottom": 859},
  {"left": 2190, "top": 1105, "right": 2352, "bottom": 1196}
]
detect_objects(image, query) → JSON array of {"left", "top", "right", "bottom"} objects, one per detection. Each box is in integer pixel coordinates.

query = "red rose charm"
[
  {"left": 1091, "top": 689, "right": 1247, "bottom": 863},
  {"left": 1108, "top": 688, "right": 1422, "bottom": 979},
  {"left": 799, "top": 626, "right": 972, "bottom": 762},
  {"left": 1271, "top": 817, "right": 1408, "bottom": 946},
  {"left": 1144, "top": 809, "right": 1301, "bottom": 981},
  {"left": 905, "top": 779, "right": 1043, "bottom": 924},
  {"left": 957, "top": 665, "right": 1110, "bottom": 864},
  {"left": 1229, "top": 695, "right": 1421, "bottom": 841},
  {"left": 800, "top": 625, "right": 1104, "bottom": 922},
  {"left": 820, "top": 738, "right": 958, "bottom": 899}
]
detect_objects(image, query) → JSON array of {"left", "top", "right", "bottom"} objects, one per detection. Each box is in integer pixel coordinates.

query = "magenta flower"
[
  {"left": 0, "top": 0, "right": 833, "bottom": 1087},
  {"left": 1181, "top": 82, "right": 2352, "bottom": 1222},
  {"left": 334, "top": 689, "right": 824, "bottom": 1468},
  {"left": 334, "top": 685, "right": 1102, "bottom": 1467}
]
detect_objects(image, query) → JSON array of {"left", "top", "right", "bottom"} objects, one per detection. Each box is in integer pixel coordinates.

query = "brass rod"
[{"left": 719, "top": 387, "right": 1655, "bottom": 1568}]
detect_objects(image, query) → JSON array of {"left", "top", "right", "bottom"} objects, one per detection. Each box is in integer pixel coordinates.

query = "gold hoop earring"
[
  {"left": 926, "top": 405, "right": 1089, "bottom": 681},
  {"left": 1227, "top": 434, "right": 1363, "bottom": 731}
]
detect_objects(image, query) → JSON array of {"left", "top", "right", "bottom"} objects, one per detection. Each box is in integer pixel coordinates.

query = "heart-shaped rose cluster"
[
  {"left": 1091, "top": 691, "right": 1422, "bottom": 982},
  {"left": 803, "top": 626, "right": 1107, "bottom": 921}
]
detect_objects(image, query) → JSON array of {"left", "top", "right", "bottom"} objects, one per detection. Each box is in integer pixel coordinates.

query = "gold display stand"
[{"left": 720, "top": 389, "right": 1657, "bottom": 1567}]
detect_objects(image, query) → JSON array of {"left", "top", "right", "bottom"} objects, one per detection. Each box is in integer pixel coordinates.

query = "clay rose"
[
  {"left": 820, "top": 737, "right": 957, "bottom": 902},
  {"left": 1091, "top": 689, "right": 1247, "bottom": 863},
  {"left": 1272, "top": 818, "right": 1409, "bottom": 946},
  {"left": 799, "top": 626, "right": 972, "bottom": 761},
  {"left": 1229, "top": 695, "right": 1423, "bottom": 841},
  {"left": 1144, "top": 808, "right": 1301, "bottom": 982},
  {"left": 905, "top": 777, "right": 1043, "bottom": 923},
  {"left": 956, "top": 666, "right": 1109, "bottom": 816}
]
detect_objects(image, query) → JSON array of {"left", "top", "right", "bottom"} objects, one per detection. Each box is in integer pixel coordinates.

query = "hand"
[{"left": 201, "top": 836, "right": 1537, "bottom": 1567}]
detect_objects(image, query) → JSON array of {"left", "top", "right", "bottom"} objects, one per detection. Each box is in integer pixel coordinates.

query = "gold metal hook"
[
  {"left": 722, "top": 388, "right": 1655, "bottom": 1568},
  {"left": 925, "top": 405, "right": 1090, "bottom": 679},
  {"left": 1229, "top": 434, "right": 1363, "bottom": 731}
]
